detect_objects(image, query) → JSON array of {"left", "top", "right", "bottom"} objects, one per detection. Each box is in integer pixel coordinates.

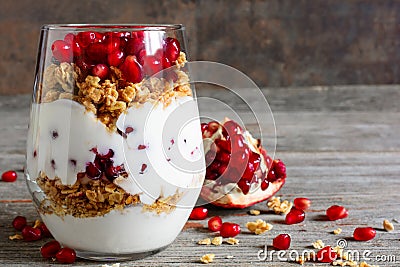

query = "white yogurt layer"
[{"left": 27, "top": 96, "right": 205, "bottom": 204}]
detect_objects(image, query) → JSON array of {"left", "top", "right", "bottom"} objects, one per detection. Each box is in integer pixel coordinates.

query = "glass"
[{"left": 26, "top": 24, "right": 205, "bottom": 261}]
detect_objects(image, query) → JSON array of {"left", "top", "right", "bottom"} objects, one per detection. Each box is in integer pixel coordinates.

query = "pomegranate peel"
[{"left": 200, "top": 119, "right": 286, "bottom": 208}]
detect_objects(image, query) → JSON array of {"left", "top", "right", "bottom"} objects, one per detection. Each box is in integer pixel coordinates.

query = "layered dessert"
[{"left": 26, "top": 27, "right": 205, "bottom": 256}]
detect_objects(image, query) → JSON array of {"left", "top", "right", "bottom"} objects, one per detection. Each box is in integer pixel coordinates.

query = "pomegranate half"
[{"left": 200, "top": 119, "right": 286, "bottom": 208}]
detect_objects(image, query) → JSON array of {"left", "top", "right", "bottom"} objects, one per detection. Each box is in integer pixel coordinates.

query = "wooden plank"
[{"left": 0, "top": 87, "right": 399, "bottom": 266}]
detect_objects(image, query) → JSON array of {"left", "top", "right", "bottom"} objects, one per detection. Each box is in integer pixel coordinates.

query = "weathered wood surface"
[{"left": 0, "top": 85, "right": 399, "bottom": 266}]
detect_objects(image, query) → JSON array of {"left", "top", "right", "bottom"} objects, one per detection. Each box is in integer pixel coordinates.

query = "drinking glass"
[{"left": 26, "top": 24, "right": 205, "bottom": 260}]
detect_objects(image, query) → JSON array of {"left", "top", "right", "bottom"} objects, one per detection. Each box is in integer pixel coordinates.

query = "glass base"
[{"left": 76, "top": 244, "right": 170, "bottom": 261}]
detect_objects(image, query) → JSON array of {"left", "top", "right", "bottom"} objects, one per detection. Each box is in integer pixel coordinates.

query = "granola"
[
  {"left": 267, "top": 197, "right": 293, "bottom": 214},
  {"left": 200, "top": 253, "right": 215, "bottom": 264},
  {"left": 37, "top": 174, "right": 140, "bottom": 218},
  {"left": 246, "top": 219, "right": 273, "bottom": 235}
]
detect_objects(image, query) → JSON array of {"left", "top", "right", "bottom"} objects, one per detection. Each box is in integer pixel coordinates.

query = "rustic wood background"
[
  {"left": 0, "top": 85, "right": 399, "bottom": 266},
  {"left": 1, "top": 0, "right": 400, "bottom": 94}
]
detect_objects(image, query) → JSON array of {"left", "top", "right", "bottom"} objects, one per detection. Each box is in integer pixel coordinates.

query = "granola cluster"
[
  {"left": 37, "top": 173, "right": 140, "bottom": 218},
  {"left": 41, "top": 52, "right": 191, "bottom": 131}
]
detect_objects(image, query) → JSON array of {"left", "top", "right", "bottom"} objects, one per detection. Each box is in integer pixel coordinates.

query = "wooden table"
[{"left": 0, "top": 86, "right": 399, "bottom": 266}]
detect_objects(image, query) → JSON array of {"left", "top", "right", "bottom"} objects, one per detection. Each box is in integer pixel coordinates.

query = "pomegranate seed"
[
  {"left": 125, "top": 37, "right": 145, "bottom": 56},
  {"left": 136, "top": 49, "right": 146, "bottom": 65},
  {"left": 207, "top": 121, "right": 220, "bottom": 134},
  {"left": 107, "top": 49, "right": 125, "bottom": 67},
  {"left": 272, "top": 234, "right": 291, "bottom": 250},
  {"left": 143, "top": 55, "right": 163, "bottom": 76},
  {"left": 353, "top": 227, "right": 376, "bottom": 241},
  {"left": 201, "top": 122, "right": 208, "bottom": 133},
  {"left": 237, "top": 179, "right": 251, "bottom": 195},
  {"left": 219, "top": 222, "right": 241, "bottom": 238},
  {"left": 316, "top": 246, "right": 337, "bottom": 263},
  {"left": 63, "top": 33, "right": 82, "bottom": 57},
  {"left": 214, "top": 139, "right": 231, "bottom": 153},
  {"left": 86, "top": 42, "right": 107, "bottom": 63},
  {"left": 75, "top": 58, "right": 94, "bottom": 74},
  {"left": 294, "top": 197, "right": 311, "bottom": 211},
  {"left": 39, "top": 223, "right": 52, "bottom": 237},
  {"left": 285, "top": 207, "right": 305, "bottom": 225},
  {"left": 51, "top": 40, "right": 73, "bottom": 63},
  {"left": 164, "top": 37, "right": 180, "bottom": 62},
  {"left": 91, "top": 64, "right": 110, "bottom": 80},
  {"left": 120, "top": 55, "right": 143, "bottom": 83},
  {"left": 2, "top": 170, "right": 17, "bottom": 182},
  {"left": 102, "top": 34, "right": 121, "bottom": 53},
  {"left": 242, "top": 151, "right": 261, "bottom": 179},
  {"left": 76, "top": 31, "right": 102, "bottom": 47},
  {"left": 215, "top": 151, "right": 231, "bottom": 163},
  {"left": 56, "top": 247, "right": 76, "bottom": 264},
  {"left": 274, "top": 160, "right": 286, "bottom": 178},
  {"left": 86, "top": 162, "right": 101, "bottom": 179},
  {"left": 189, "top": 207, "right": 208, "bottom": 220},
  {"left": 326, "top": 205, "right": 348, "bottom": 221},
  {"left": 12, "top": 216, "right": 27, "bottom": 230},
  {"left": 261, "top": 179, "right": 269, "bottom": 190},
  {"left": 21, "top": 226, "right": 42, "bottom": 241},
  {"left": 40, "top": 240, "right": 61, "bottom": 258},
  {"left": 208, "top": 216, "right": 223, "bottom": 232}
]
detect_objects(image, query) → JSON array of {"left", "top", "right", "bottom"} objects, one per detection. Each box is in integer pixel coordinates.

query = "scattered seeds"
[
  {"left": 226, "top": 255, "right": 234, "bottom": 259},
  {"left": 8, "top": 234, "right": 23, "bottom": 240},
  {"left": 246, "top": 219, "right": 273, "bottom": 235},
  {"left": 200, "top": 253, "right": 215, "bottom": 264},
  {"left": 333, "top": 228, "right": 343, "bottom": 235},
  {"left": 312, "top": 239, "right": 325, "bottom": 249},
  {"left": 33, "top": 219, "right": 41, "bottom": 228},
  {"left": 198, "top": 238, "right": 211, "bottom": 245},
  {"left": 225, "top": 237, "right": 239, "bottom": 245},
  {"left": 211, "top": 236, "right": 222, "bottom": 246},
  {"left": 383, "top": 219, "right": 394, "bottom": 232},
  {"left": 249, "top": 209, "right": 260, "bottom": 216}
]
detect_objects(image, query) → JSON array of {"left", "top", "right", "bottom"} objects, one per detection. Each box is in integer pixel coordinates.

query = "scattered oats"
[
  {"left": 198, "top": 238, "right": 211, "bottom": 245},
  {"left": 211, "top": 236, "right": 222, "bottom": 246},
  {"left": 226, "top": 255, "right": 234, "bottom": 259},
  {"left": 249, "top": 209, "right": 260, "bottom": 215},
  {"left": 101, "top": 264, "right": 121, "bottom": 267},
  {"left": 225, "top": 237, "right": 239, "bottom": 245},
  {"left": 267, "top": 196, "right": 293, "bottom": 214},
  {"left": 312, "top": 239, "right": 325, "bottom": 249},
  {"left": 393, "top": 218, "right": 399, "bottom": 223},
  {"left": 33, "top": 219, "right": 41, "bottom": 228},
  {"left": 383, "top": 219, "right": 394, "bottom": 232},
  {"left": 9, "top": 234, "right": 23, "bottom": 240},
  {"left": 246, "top": 219, "right": 273, "bottom": 235},
  {"left": 296, "top": 255, "right": 306, "bottom": 265},
  {"left": 200, "top": 253, "right": 215, "bottom": 264},
  {"left": 333, "top": 227, "right": 343, "bottom": 235}
]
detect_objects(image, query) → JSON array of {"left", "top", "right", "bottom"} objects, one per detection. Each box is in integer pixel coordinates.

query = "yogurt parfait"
[{"left": 26, "top": 24, "right": 205, "bottom": 260}]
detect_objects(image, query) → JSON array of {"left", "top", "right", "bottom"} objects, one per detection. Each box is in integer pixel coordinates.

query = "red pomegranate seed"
[
  {"left": 86, "top": 42, "right": 107, "bottom": 63},
  {"left": 201, "top": 123, "right": 208, "bottom": 133},
  {"left": 91, "top": 64, "right": 110, "bottom": 80},
  {"left": 102, "top": 34, "right": 121, "bottom": 53},
  {"left": 285, "top": 207, "right": 305, "bottom": 225},
  {"left": 164, "top": 37, "right": 180, "bottom": 62},
  {"left": 189, "top": 207, "right": 208, "bottom": 220},
  {"left": 56, "top": 247, "right": 76, "bottom": 264},
  {"left": 242, "top": 151, "right": 261, "bottom": 179},
  {"left": 86, "top": 162, "right": 101, "bottom": 179},
  {"left": 125, "top": 37, "right": 145, "bottom": 56},
  {"left": 316, "top": 246, "right": 337, "bottom": 263},
  {"left": 353, "top": 227, "right": 376, "bottom": 241},
  {"left": 120, "top": 55, "right": 143, "bottom": 83},
  {"left": 75, "top": 58, "right": 94, "bottom": 74},
  {"left": 2, "top": 170, "right": 17, "bottom": 182},
  {"left": 51, "top": 40, "right": 73, "bottom": 63},
  {"left": 76, "top": 31, "right": 102, "bottom": 47},
  {"left": 63, "top": 33, "right": 82, "bottom": 57},
  {"left": 237, "top": 179, "right": 251, "bottom": 195},
  {"left": 294, "top": 197, "right": 311, "bottom": 211},
  {"left": 208, "top": 216, "right": 223, "bottom": 232},
  {"left": 274, "top": 160, "right": 286, "bottom": 178},
  {"left": 326, "top": 205, "right": 348, "bottom": 221},
  {"left": 272, "top": 234, "right": 291, "bottom": 250},
  {"left": 136, "top": 49, "right": 146, "bottom": 65},
  {"left": 261, "top": 179, "right": 269, "bottom": 190},
  {"left": 214, "top": 139, "right": 231, "bottom": 153},
  {"left": 143, "top": 55, "right": 163, "bottom": 76},
  {"left": 207, "top": 121, "right": 220, "bottom": 134},
  {"left": 21, "top": 226, "right": 42, "bottom": 241},
  {"left": 215, "top": 151, "right": 231, "bottom": 163},
  {"left": 12, "top": 216, "right": 27, "bottom": 230},
  {"left": 39, "top": 223, "right": 52, "bottom": 237},
  {"left": 219, "top": 222, "right": 241, "bottom": 238},
  {"left": 40, "top": 240, "right": 61, "bottom": 259},
  {"left": 107, "top": 49, "right": 125, "bottom": 67}
]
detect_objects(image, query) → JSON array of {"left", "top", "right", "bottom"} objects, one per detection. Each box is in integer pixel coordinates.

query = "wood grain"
[{"left": 0, "top": 86, "right": 399, "bottom": 266}]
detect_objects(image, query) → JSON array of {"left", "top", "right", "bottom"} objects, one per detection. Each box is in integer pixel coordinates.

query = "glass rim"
[{"left": 41, "top": 24, "right": 184, "bottom": 32}]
